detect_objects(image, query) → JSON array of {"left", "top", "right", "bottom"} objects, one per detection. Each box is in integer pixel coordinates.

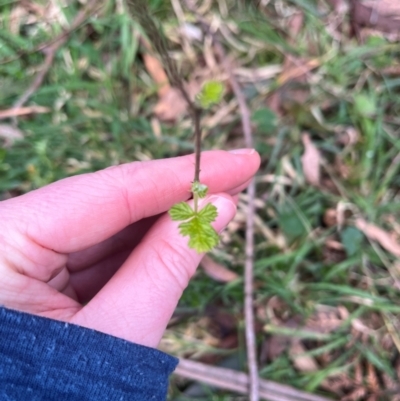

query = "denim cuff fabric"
[{"left": 0, "top": 307, "right": 178, "bottom": 400}]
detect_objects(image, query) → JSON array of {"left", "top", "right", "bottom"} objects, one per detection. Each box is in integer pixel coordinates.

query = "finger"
[
  {"left": 66, "top": 216, "right": 159, "bottom": 272},
  {"left": 69, "top": 249, "right": 132, "bottom": 303},
  {"left": 5, "top": 149, "right": 259, "bottom": 252},
  {"left": 227, "top": 178, "right": 252, "bottom": 196},
  {"left": 71, "top": 194, "right": 237, "bottom": 346}
]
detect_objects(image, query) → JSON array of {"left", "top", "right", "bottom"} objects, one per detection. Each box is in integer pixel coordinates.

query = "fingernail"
[
  {"left": 206, "top": 195, "right": 237, "bottom": 233},
  {"left": 228, "top": 148, "right": 255, "bottom": 155}
]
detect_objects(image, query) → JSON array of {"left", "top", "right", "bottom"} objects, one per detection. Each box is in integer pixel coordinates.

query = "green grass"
[{"left": 1, "top": 0, "right": 400, "bottom": 399}]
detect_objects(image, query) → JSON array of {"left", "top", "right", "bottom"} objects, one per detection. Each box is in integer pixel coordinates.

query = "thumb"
[{"left": 72, "top": 194, "right": 237, "bottom": 347}]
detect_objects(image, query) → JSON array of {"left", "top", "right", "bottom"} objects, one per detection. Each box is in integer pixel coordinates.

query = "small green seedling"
[
  {"left": 196, "top": 80, "right": 225, "bottom": 109},
  {"left": 169, "top": 182, "right": 219, "bottom": 253},
  {"left": 169, "top": 80, "right": 224, "bottom": 253}
]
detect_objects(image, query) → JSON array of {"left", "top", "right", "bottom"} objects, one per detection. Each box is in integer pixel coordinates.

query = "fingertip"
[
  {"left": 226, "top": 148, "right": 261, "bottom": 168},
  {"left": 202, "top": 194, "right": 237, "bottom": 234}
]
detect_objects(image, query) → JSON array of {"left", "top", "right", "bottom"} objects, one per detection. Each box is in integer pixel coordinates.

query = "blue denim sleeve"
[{"left": 0, "top": 307, "right": 178, "bottom": 400}]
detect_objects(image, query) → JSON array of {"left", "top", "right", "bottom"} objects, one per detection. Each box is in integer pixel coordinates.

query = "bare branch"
[
  {"left": 214, "top": 42, "right": 259, "bottom": 401},
  {"left": 0, "top": 106, "right": 50, "bottom": 120},
  {"left": 175, "top": 358, "right": 334, "bottom": 401}
]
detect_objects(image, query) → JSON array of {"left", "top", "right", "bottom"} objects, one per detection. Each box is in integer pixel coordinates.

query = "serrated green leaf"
[
  {"left": 169, "top": 202, "right": 194, "bottom": 221},
  {"left": 192, "top": 181, "right": 208, "bottom": 198},
  {"left": 178, "top": 216, "right": 219, "bottom": 253},
  {"left": 198, "top": 203, "right": 218, "bottom": 223},
  {"left": 196, "top": 80, "right": 224, "bottom": 109}
]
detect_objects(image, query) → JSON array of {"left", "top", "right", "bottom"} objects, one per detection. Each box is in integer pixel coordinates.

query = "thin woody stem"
[
  {"left": 193, "top": 108, "right": 202, "bottom": 183},
  {"left": 126, "top": 0, "right": 202, "bottom": 186},
  {"left": 193, "top": 192, "right": 199, "bottom": 214}
]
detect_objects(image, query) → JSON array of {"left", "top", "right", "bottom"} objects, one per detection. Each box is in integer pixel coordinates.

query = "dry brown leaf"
[
  {"left": 301, "top": 133, "right": 321, "bottom": 186},
  {"left": 9, "top": 5, "right": 30, "bottom": 34},
  {"left": 143, "top": 53, "right": 170, "bottom": 97},
  {"left": 323, "top": 209, "right": 337, "bottom": 227},
  {"left": 263, "top": 334, "right": 291, "bottom": 361},
  {"left": 306, "top": 305, "right": 345, "bottom": 334},
  {"left": 367, "top": 361, "right": 379, "bottom": 393},
  {"left": 290, "top": 339, "right": 319, "bottom": 373},
  {"left": 381, "top": 65, "right": 400, "bottom": 76},
  {"left": 0, "top": 106, "right": 50, "bottom": 120},
  {"left": 153, "top": 87, "right": 187, "bottom": 121},
  {"left": 154, "top": 81, "right": 200, "bottom": 121},
  {"left": 277, "top": 58, "right": 320, "bottom": 85},
  {"left": 355, "top": 218, "right": 400, "bottom": 258},
  {"left": 323, "top": 242, "right": 346, "bottom": 264},
  {"left": 265, "top": 11, "right": 307, "bottom": 116},
  {"left": 280, "top": 85, "right": 310, "bottom": 113},
  {"left": 334, "top": 155, "right": 350, "bottom": 179},
  {"left": 342, "top": 387, "right": 367, "bottom": 401},
  {"left": 266, "top": 91, "right": 282, "bottom": 116},
  {"left": 325, "top": 239, "right": 344, "bottom": 251},
  {"left": 287, "top": 12, "right": 304, "bottom": 40},
  {"left": 200, "top": 255, "right": 239, "bottom": 283},
  {"left": 0, "top": 124, "right": 24, "bottom": 145}
]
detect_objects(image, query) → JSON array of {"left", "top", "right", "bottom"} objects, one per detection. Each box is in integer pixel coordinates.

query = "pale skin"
[{"left": 0, "top": 149, "right": 260, "bottom": 348}]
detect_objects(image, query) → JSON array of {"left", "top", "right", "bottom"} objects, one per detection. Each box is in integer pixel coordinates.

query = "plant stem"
[
  {"left": 125, "top": 0, "right": 203, "bottom": 189},
  {"left": 193, "top": 108, "right": 202, "bottom": 183},
  {"left": 193, "top": 192, "right": 199, "bottom": 214}
]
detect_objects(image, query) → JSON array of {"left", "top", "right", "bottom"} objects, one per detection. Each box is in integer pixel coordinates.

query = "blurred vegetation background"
[{"left": 1, "top": 0, "right": 400, "bottom": 399}]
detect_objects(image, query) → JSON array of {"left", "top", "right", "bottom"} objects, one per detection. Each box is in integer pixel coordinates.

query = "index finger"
[{"left": 4, "top": 149, "right": 260, "bottom": 253}]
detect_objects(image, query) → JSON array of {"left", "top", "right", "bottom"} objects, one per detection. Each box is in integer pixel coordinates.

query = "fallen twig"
[
  {"left": 215, "top": 42, "right": 259, "bottom": 401},
  {"left": 13, "top": 0, "right": 100, "bottom": 110},
  {"left": 175, "top": 358, "right": 333, "bottom": 401},
  {"left": 0, "top": 106, "right": 50, "bottom": 120}
]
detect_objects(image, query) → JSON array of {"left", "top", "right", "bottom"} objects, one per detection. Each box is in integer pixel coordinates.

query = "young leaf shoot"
[{"left": 168, "top": 81, "right": 225, "bottom": 253}]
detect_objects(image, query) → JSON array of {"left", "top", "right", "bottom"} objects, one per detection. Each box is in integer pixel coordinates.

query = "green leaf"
[
  {"left": 278, "top": 202, "right": 307, "bottom": 242},
  {"left": 178, "top": 216, "right": 219, "bottom": 253},
  {"left": 169, "top": 198, "right": 219, "bottom": 252},
  {"left": 251, "top": 107, "right": 277, "bottom": 133},
  {"left": 191, "top": 181, "right": 208, "bottom": 198},
  {"left": 169, "top": 202, "right": 194, "bottom": 221},
  {"left": 340, "top": 226, "right": 363, "bottom": 256},
  {"left": 196, "top": 81, "right": 224, "bottom": 109},
  {"left": 198, "top": 203, "right": 218, "bottom": 223}
]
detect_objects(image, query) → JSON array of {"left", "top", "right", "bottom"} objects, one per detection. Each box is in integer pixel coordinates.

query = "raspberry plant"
[{"left": 125, "top": 0, "right": 224, "bottom": 252}]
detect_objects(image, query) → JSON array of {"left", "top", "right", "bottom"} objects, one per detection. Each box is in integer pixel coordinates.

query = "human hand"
[{"left": 0, "top": 149, "right": 260, "bottom": 347}]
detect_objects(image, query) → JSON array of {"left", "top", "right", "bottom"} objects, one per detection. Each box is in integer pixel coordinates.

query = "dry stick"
[
  {"left": 0, "top": 106, "right": 50, "bottom": 120},
  {"left": 13, "top": 0, "right": 100, "bottom": 109},
  {"left": 175, "top": 358, "right": 333, "bottom": 401},
  {"left": 215, "top": 43, "right": 259, "bottom": 401},
  {"left": 0, "top": 27, "right": 87, "bottom": 66}
]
